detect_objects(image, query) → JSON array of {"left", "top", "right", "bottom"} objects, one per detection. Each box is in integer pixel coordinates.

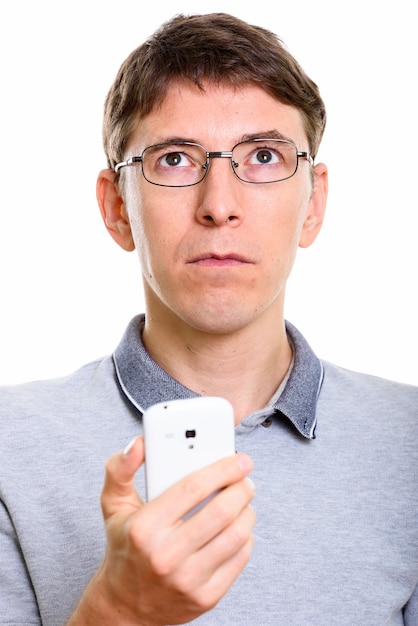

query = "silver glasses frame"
[{"left": 114, "top": 138, "right": 313, "bottom": 187}]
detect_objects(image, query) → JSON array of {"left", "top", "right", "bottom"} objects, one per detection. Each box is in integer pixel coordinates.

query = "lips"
[
  {"left": 190, "top": 252, "right": 249, "bottom": 262},
  {"left": 187, "top": 252, "right": 252, "bottom": 267}
]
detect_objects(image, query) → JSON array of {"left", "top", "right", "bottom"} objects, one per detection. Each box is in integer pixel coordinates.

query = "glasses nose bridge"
[{"left": 205, "top": 150, "right": 235, "bottom": 176}]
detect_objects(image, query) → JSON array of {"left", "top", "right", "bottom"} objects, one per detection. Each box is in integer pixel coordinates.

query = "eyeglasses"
[{"left": 114, "top": 138, "right": 313, "bottom": 187}]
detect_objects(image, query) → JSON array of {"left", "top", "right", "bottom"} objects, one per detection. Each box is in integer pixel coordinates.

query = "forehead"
[{"left": 128, "top": 79, "right": 308, "bottom": 151}]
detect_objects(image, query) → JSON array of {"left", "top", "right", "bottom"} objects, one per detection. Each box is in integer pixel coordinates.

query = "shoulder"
[
  {"left": 0, "top": 354, "right": 138, "bottom": 494},
  {"left": 319, "top": 360, "right": 418, "bottom": 433},
  {"left": 0, "top": 354, "right": 120, "bottom": 428},
  {"left": 321, "top": 360, "right": 418, "bottom": 399}
]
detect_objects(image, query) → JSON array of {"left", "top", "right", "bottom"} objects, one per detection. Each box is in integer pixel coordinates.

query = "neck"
[{"left": 142, "top": 304, "right": 292, "bottom": 425}]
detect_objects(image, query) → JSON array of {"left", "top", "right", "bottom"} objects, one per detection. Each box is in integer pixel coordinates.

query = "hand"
[{"left": 69, "top": 437, "right": 255, "bottom": 625}]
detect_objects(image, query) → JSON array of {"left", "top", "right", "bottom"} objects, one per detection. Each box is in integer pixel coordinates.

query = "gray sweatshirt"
[{"left": 0, "top": 315, "right": 417, "bottom": 625}]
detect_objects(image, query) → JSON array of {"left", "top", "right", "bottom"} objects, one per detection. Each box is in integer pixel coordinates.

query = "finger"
[
  {"left": 173, "top": 475, "right": 255, "bottom": 555},
  {"left": 195, "top": 532, "right": 255, "bottom": 609},
  {"left": 153, "top": 453, "right": 253, "bottom": 525},
  {"left": 127, "top": 494, "right": 254, "bottom": 583},
  {"left": 101, "top": 436, "right": 145, "bottom": 520},
  {"left": 196, "top": 501, "right": 256, "bottom": 571},
  {"left": 160, "top": 510, "right": 255, "bottom": 613}
]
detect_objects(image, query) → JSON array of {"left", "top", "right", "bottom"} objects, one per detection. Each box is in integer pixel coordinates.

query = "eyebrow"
[
  {"left": 143, "top": 130, "right": 296, "bottom": 149},
  {"left": 240, "top": 130, "right": 295, "bottom": 143}
]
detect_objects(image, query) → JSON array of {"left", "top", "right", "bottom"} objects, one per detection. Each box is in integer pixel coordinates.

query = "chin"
[{"left": 178, "top": 305, "right": 260, "bottom": 336}]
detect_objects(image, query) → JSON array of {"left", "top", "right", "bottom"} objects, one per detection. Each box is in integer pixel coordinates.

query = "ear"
[
  {"left": 96, "top": 169, "right": 135, "bottom": 252},
  {"left": 299, "top": 163, "right": 328, "bottom": 249}
]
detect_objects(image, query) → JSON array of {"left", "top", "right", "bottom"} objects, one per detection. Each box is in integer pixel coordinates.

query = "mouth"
[{"left": 187, "top": 253, "right": 252, "bottom": 267}]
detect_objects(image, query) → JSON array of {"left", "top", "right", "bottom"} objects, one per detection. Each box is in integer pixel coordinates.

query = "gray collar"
[{"left": 113, "top": 315, "right": 323, "bottom": 439}]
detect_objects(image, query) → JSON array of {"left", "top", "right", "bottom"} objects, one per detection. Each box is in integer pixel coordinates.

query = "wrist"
[{"left": 66, "top": 566, "right": 155, "bottom": 626}]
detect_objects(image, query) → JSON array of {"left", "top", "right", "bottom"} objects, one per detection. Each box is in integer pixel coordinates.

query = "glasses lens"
[
  {"left": 232, "top": 139, "right": 298, "bottom": 183},
  {"left": 142, "top": 143, "right": 207, "bottom": 187}
]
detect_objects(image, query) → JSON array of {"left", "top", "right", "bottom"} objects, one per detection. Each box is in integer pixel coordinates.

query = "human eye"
[
  {"left": 247, "top": 141, "right": 287, "bottom": 166},
  {"left": 144, "top": 143, "right": 205, "bottom": 186},
  {"left": 235, "top": 140, "right": 294, "bottom": 183},
  {"left": 155, "top": 145, "right": 193, "bottom": 168}
]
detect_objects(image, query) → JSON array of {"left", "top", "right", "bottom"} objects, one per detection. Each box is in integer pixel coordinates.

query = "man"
[{"left": 1, "top": 12, "right": 417, "bottom": 626}]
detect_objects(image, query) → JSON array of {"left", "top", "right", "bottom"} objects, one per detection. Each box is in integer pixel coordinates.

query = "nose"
[{"left": 195, "top": 155, "right": 243, "bottom": 227}]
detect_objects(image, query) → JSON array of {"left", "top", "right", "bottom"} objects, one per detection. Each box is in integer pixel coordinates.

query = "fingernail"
[
  {"left": 123, "top": 437, "right": 137, "bottom": 456},
  {"left": 246, "top": 477, "right": 256, "bottom": 491}
]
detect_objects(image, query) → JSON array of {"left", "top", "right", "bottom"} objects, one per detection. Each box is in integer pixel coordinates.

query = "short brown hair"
[{"left": 103, "top": 13, "right": 326, "bottom": 170}]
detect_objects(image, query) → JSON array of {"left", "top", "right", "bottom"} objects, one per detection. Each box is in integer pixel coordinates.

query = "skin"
[
  {"left": 68, "top": 439, "right": 255, "bottom": 625},
  {"left": 98, "top": 79, "right": 328, "bottom": 423},
  {"left": 67, "top": 79, "right": 328, "bottom": 625}
]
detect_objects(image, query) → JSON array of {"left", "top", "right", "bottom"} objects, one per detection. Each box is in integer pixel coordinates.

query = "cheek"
[
  {"left": 125, "top": 191, "right": 183, "bottom": 282},
  {"left": 127, "top": 178, "right": 196, "bottom": 254},
  {"left": 124, "top": 181, "right": 155, "bottom": 270},
  {"left": 130, "top": 211, "right": 162, "bottom": 278},
  {"left": 261, "top": 192, "right": 310, "bottom": 283},
  {"left": 268, "top": 201, "right": 307, "bottom": 251}
]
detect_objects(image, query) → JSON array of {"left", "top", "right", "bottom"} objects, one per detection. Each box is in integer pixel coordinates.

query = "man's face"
[{"left": 115, "top": 79, "right": 327, "bottom": 335}]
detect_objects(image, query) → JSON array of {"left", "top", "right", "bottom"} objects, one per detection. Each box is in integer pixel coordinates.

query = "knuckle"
[
  {"left": 225, "top": 520, "right": 248, "bottom": 551},
  {"left": 145, "top": 533, "right": 182, "bottom": 579},
  {"left": 181, "top": 474, "right": 206, "bottom": 502},
  {"left": 172, "top": 568, "right": 197, "bottom": 597},
  {"left": 223, "top": 505, "right": 256, "bottom": 552},
  {"left": 174, "top": 575, "right": 219, "bottom": 613},
  {"left": 209, "top": 498, "right": 233, "bottom": 527},
  {"left": 126, "top": 511, "right": 158, "bottom": 555},
  {"left": 190, "top": 588, "right": 218, "bottom": 612},
  {"left": 127, "top": 520, "right": 148, "bottom": 552},
  {"left": 149, "top": 549, "right": 173, "bottom": 578}
]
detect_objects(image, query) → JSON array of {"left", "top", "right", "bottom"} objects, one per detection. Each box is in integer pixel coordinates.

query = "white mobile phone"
[{"left": 143, "top": 396, "right": 235, "bottom": 507}]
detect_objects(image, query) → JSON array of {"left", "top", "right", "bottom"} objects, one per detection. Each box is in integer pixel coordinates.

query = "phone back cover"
[{"left": 143, "top": 396, "right": 235, "bottom": 500}]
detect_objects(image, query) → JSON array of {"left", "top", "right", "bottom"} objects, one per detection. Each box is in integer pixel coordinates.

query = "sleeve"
[
  {"left": 0, "top": 498, "right": 41, "bottom": 625},
  {"left": 404, "top": 582, "right": 418, "bottom": 625}
]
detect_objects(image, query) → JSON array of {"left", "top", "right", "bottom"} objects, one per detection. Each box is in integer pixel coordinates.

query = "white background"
[{"left": 0, "top": 1, "right": 416, "bottom": 385}]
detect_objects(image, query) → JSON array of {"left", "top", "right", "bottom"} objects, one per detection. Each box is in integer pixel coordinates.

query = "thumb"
[{"left": 101, "top": 435, "right": 145, "bottom": 520}]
